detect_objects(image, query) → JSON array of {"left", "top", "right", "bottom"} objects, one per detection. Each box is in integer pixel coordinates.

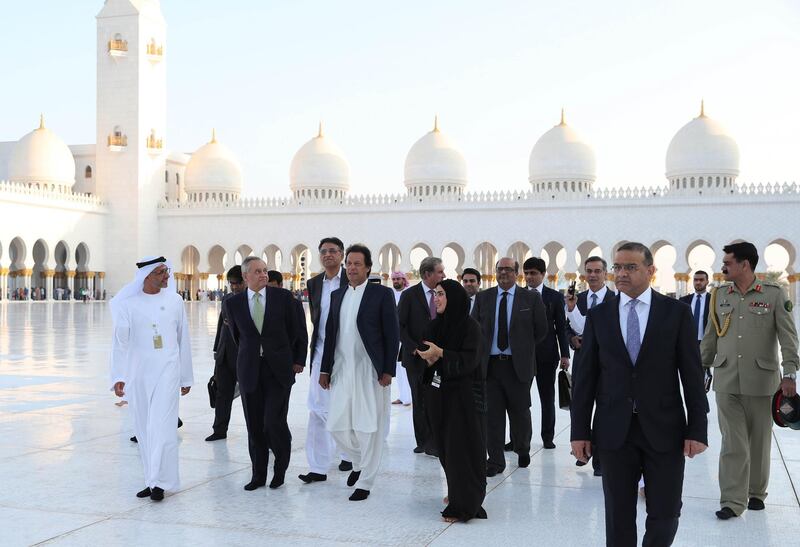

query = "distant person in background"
[
  {"left": 391, "top": 272, "right": 412, "bottom": 406},
  {"left": 461, "top": 268, "right": 481, "bottom": 313}
]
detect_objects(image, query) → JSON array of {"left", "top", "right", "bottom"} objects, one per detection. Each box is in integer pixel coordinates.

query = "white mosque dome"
[
  {"left": 8, "top": 115, "right": 76, "bottom": 189},
  {"left": 290, "top": 124, "right": 350, "bottom": 195},
  {"left": 404, "top": 117, "right": 467, "bottom": 189},
  {"left": 528, "top": 110, "right": 596, "bottom": 185},
  {"left": 184, "top": 130, "right": 242, "bottom": 200},
  {"left": 665, "top": 102, "right": 739, "bottom": 179}
]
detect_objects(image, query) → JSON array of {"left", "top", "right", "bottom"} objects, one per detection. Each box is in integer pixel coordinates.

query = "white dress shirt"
[
  {"left": 313, "top": 271, "right": 342, "bottom": 365},
  {"left": 566, "top": 285, "right": 610, "bottom": 335},
  {"left": 618, "top": 287, "right": 652, "bottom": 346},
  {"left": 490, "top": 284, "right": 516, "bottom": 355}
]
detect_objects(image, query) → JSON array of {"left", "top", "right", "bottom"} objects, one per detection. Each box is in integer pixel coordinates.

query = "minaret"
[{"left": 95, "top": 0, "right": 167, "bottom": 293}]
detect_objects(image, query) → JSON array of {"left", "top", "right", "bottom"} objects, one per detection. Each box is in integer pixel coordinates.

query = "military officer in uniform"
[{"left": 701, "top": 241, "right": 799, "bottom": 520}]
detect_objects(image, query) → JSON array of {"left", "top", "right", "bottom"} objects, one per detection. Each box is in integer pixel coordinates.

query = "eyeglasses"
[
  {"left": 319, "top": 248, "right": 341, "bottom": 255},
  {"left": 611, "top": 264, "right": 640, "bottom": 273}
]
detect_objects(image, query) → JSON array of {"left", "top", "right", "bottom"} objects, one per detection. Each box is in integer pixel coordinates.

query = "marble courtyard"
[{"left": 1, "top": 301, "right": 798, "bottom": 546}]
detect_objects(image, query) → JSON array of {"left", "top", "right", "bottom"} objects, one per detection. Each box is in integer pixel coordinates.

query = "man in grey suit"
[{"left": 471, "top": 257, "right": 548, "bottom": 476}]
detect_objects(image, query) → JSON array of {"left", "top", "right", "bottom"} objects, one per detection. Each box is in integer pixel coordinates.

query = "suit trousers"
[
  {"left": 535, "top": 358, "right": 558, "bottom": 443},
  {"left": 212, "top": 359, "right": 237, "bottom": 434},
  {"left": 715, "top": 392, "right": 772, "bottom": 514},
  {"left": 599, "top": 415, "right": 684, "bottom": 547},
  {"left": 406, "top": 364, "right": 433, "bottom": 450},
  {"left": 240, "top": 362, "right": 292, "bottom": 482},
  {"left": 486, "top": 356, "right": 532, "bottom": 470}
]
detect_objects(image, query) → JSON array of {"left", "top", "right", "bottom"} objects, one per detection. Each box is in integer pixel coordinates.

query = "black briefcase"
[
  {"left": 207, "top": 375, "right": 217, "bottom": 408},
  {"left": 558, "top": 370, "right": 572, "bottom": 410}
]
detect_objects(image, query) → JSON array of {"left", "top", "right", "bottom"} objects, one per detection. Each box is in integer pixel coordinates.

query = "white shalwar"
[
  {"left": 110, "top": 291, "right": 193, "bottom": 491},
  {"left": 392, "top": 288, "right": 412, "bottom": 406},
  {"left": 306, "top": 272, "right": 341, "bottom": 474},
  {"left": 327, "top": 282, "right": 390, "bottom": 491}
]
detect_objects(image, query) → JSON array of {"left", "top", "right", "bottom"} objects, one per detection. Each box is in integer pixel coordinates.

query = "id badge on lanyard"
[
  {"left": 152, "top": 323, "right": 163, "bottom": 350},
  {"left": 431, "top": 372, "right": 442, "bottom": 388}
]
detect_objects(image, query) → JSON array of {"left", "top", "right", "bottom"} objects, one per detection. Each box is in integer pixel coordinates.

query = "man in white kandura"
[
  {"left": 110, "top": 256, "right": 194, "bottom": 502},
  {"left": 320, "top": 244, "right": 400, "bottom": 501}
]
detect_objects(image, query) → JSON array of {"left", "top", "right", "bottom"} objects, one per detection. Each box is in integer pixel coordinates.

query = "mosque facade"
[{"left": 0, "top": 0, "right": 798, "bottom": 307}]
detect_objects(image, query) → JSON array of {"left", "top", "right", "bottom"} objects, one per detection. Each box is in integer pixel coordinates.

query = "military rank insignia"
[
  {"left": 786, "top": 300, "right": 794, "bottom": 312},
  {"left": 749, "top": 302, "right": 771, "bottom": 310}
]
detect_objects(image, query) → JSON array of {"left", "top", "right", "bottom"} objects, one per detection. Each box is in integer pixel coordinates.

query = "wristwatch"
[{"left": 784, "top": 372, "right": 797, "bottom": 381}]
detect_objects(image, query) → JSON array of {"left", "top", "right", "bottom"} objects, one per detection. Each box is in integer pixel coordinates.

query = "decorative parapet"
[
  {"left": 0, "top": 180, "right": 107, "bottom": 210},
  {"left": 159, "top": 181, "right": 799, "bottom": 212}
]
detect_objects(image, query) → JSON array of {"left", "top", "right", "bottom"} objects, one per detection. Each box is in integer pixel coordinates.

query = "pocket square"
[{"left": 520, "top": 308, "right": 531, "bottom": 312}]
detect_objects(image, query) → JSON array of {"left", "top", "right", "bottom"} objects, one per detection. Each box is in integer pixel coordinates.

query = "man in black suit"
[
  {"left": 319, "top": 244, "right": 399, "bottom": 501},
  {"left": 206, "top": 266, "right": 245, "bottom": 442},
  {"left": 679, "top": 270, "right": 713, "bottom": 389},
  {"left": 523, "top": 257, "right": 570, "bottom": 449},
  {"left": 224, "top": 256, "right": 308, "bottom": 491},
  {"left": 471, "top": 257, "right": 548, "bottom": 476},
  {"left": 571, "top": 242, "right": 708, "bottom": 547},
  {"left": 398, "top": 256, "right": 445, "bottom": 455},
  {"left": 297, "top": 238, "right": 352, "bottom": 484},
  {"left": 565, "top": 255, "right": 615, "bottom": 474}
]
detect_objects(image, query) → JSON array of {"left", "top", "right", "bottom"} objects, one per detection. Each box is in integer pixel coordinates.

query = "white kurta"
[
  {"left": 328, "top": 282, "right": 390, "bottom": 490},
  {"left": 110, "top": 291, "right": 194, "bottom": 491},
  {"left": 392, "top": 288, "right": 412, "bottom": 406}
]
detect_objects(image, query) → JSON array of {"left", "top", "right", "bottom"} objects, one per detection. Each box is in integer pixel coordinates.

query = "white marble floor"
[{"left": 0, "top": 301, "right": 798, "bottom": 546}]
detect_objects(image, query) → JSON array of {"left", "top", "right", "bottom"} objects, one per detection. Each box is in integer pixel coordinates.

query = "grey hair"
[
  {"left": 495, "top": 257, "right": 519, "bottom": 273},
  {"left": 241, "top": 256, "right": 265, "bottom": 274},
  {"left": 419, "top": 256, "right": 443, "bottom": 278},
  {"left": 617, "top": 242, "right": 653, "bottom": 266}
]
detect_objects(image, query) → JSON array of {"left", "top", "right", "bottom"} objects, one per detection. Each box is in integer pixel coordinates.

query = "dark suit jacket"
[
  {"left": 307, "top": 266, "right": 345, "bottom": 365},
  {"left": 566, "top": 287, "right": 616, "bottom": 342},
  {"left": 570, "top": 291, "right": 708, "bottom": 453},
  {"left": 470, "top": 285, "right": 548, "bottom": 382},
  {"left": 679, "top": 292, "right": 711, "bottom": 336},
  {"left": 213, "top": 292, "right": 238, "bottom": 370},
  {"left": 532, "top": 285, "right": 570, "bottom": 365},
  {"left": 321, "top": 282, "right": 400, "bottom": 380},
  {"left": 224, "top": 286, "right": 308, "bottom": 391},
  {"left": 398, "top": 282, "right": 436, "bottom": 375}
]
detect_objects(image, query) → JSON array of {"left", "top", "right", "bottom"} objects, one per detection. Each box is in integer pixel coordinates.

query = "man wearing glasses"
[
  {"left": 299, "top": 237, "right": 352, "bottom": 483},
  {"left": 571, "top": 242, "right": 708, "bottom": 546},
  {"left": 206, "top": 266, "right": 245, "bottom": 441},
  {"left": 471, "top": 257, "right": 548, "bottom": 476}
]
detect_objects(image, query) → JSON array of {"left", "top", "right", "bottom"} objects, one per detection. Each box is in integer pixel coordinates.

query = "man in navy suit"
[
  {"left": 571, "top": 242, "right": 708, "bottom": 547},
  {"left": 523, "top": 257, "right": 570, "bottom": 449},
  {"left": 679, "top": 270, "right": 713, "bottom": 390},
  {"left": 224, "top": 256, "right": 308, "bottom": 491},
  {"left": 320, "top": 244, "right": 399, "bottom": 501}
]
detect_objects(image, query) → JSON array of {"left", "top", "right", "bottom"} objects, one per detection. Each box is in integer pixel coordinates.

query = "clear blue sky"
[{"left": 1, "top": 0, "right": 799, "bottom": 197}]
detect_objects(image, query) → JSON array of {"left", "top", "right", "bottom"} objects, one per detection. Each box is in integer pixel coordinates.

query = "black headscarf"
[{"left": 424, "top": 279, "right": 471, "bottom": 350}]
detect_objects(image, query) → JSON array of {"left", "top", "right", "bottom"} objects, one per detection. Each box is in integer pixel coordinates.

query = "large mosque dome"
[
  {"left": 290, "top": 124, "right": 350, "bottom": 200},
  {"left": 8, "top": 115, "right": 76, "bottom": 190},
  {"left": 184, "top": 130, "right": 242, "bottom": 202},
  {"left": 528, "top": 110, "right": 596, "bottom": 196},
  {"left": 665, "top": 102, "right": 739, "bottom": 194},
  {"left": 404, "top": 117, "right": 467, "bottom": 199}
]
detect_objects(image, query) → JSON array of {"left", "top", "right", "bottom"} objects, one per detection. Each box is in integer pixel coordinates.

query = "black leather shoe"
[
  {"left": 518, "top": 454, "right": 531, "bottom": 468},
  {"left": 244, "top": 479, "right": 266, "bottom": 491},
  {"left": 177, "top": 418, "right": 183, "bottom": 428},
  {"left": 424, "top": 448, "right": 439, "bottom": 458},
  {"left": 136, "top": 487, "right": 151, "bottom": 498},
  {"left": 543, "top": 441, "right": 556, "bottom": 449},
  {"left": 205, "top": 432, "right": 227, "bottom": 442},
  {"left": 715, "top": 507, "right": 738, "bottom": 520},
  {"left": 130, "top": 436, "right": 138, "bottom": 443},
  {"left": 150, "top": 487, "right": 164, "bottom": 501},
  {"left": 575, "top": 460, "right": 587, "bottom": 467},
  {"left": 298, "top": 472, "right": 327, "bottom": 484},
  {"left": 504, "top": 442, "right": 513, "bottom": 451},
  {"left": 486, "top": 466, "right": 503, "bottom": 478},
  {"left": 593, "top": 469, "right": 602, "bottom": 477},
  {"left": 349, "top": 488, "right": 370, "bottom": 501},
  {"left": 269, "top": 474, "right": 285, "bottom": 489},
  {"left": 339, "top": 460, "right": 353, "bottom": 471},
  {"left": 347, "top": 470, "right": 361, "bottom": 487},
  {"left": 413, "top": 446, "right": 425, "bottom": 454},
  {"left": 748, "top": 498, "right": 765, "bottom": 510}
]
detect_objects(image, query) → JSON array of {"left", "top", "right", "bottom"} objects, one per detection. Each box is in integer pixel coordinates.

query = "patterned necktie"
[
  {"left": 252, "top": 292, "right": 264, "bottom": 333},
  {"left": 497, "top": 291, "right": 509, "bottom": 351},
  {"left": 590, "top": 293, "right": 598, "bottom": 309},
  {"left": 693, "top": 294, "right": 702, "bottom": 336},
  {"left": 428, "top": 289, "right": 436, "bottom": 319},
  {"left": 626, "top": 299, "right": 641, "bottom": 365}
]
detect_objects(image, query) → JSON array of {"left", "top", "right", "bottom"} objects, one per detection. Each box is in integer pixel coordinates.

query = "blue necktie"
[
  {"left": 626, "top": 299, "right": 641, "bottom": 365},
  {"left": 693, "top": 294, "right": 701, "bottom": 337},
  {"left": 590, "top": 293, "right": 598, "bottom": 309}
]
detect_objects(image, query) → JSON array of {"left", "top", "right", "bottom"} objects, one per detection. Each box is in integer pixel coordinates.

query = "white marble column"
[
  {"left": 97, "top": 272, "right": 105, "bottom": 299},
  {"left": 67, "top": 270, "right": 76, "bottom": 300},
  {"left": 0, "top": 267, "right": 8, "bottom": 300},
  {"left": 44, "top": 270, "right": 55, "bottom": 301}
]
